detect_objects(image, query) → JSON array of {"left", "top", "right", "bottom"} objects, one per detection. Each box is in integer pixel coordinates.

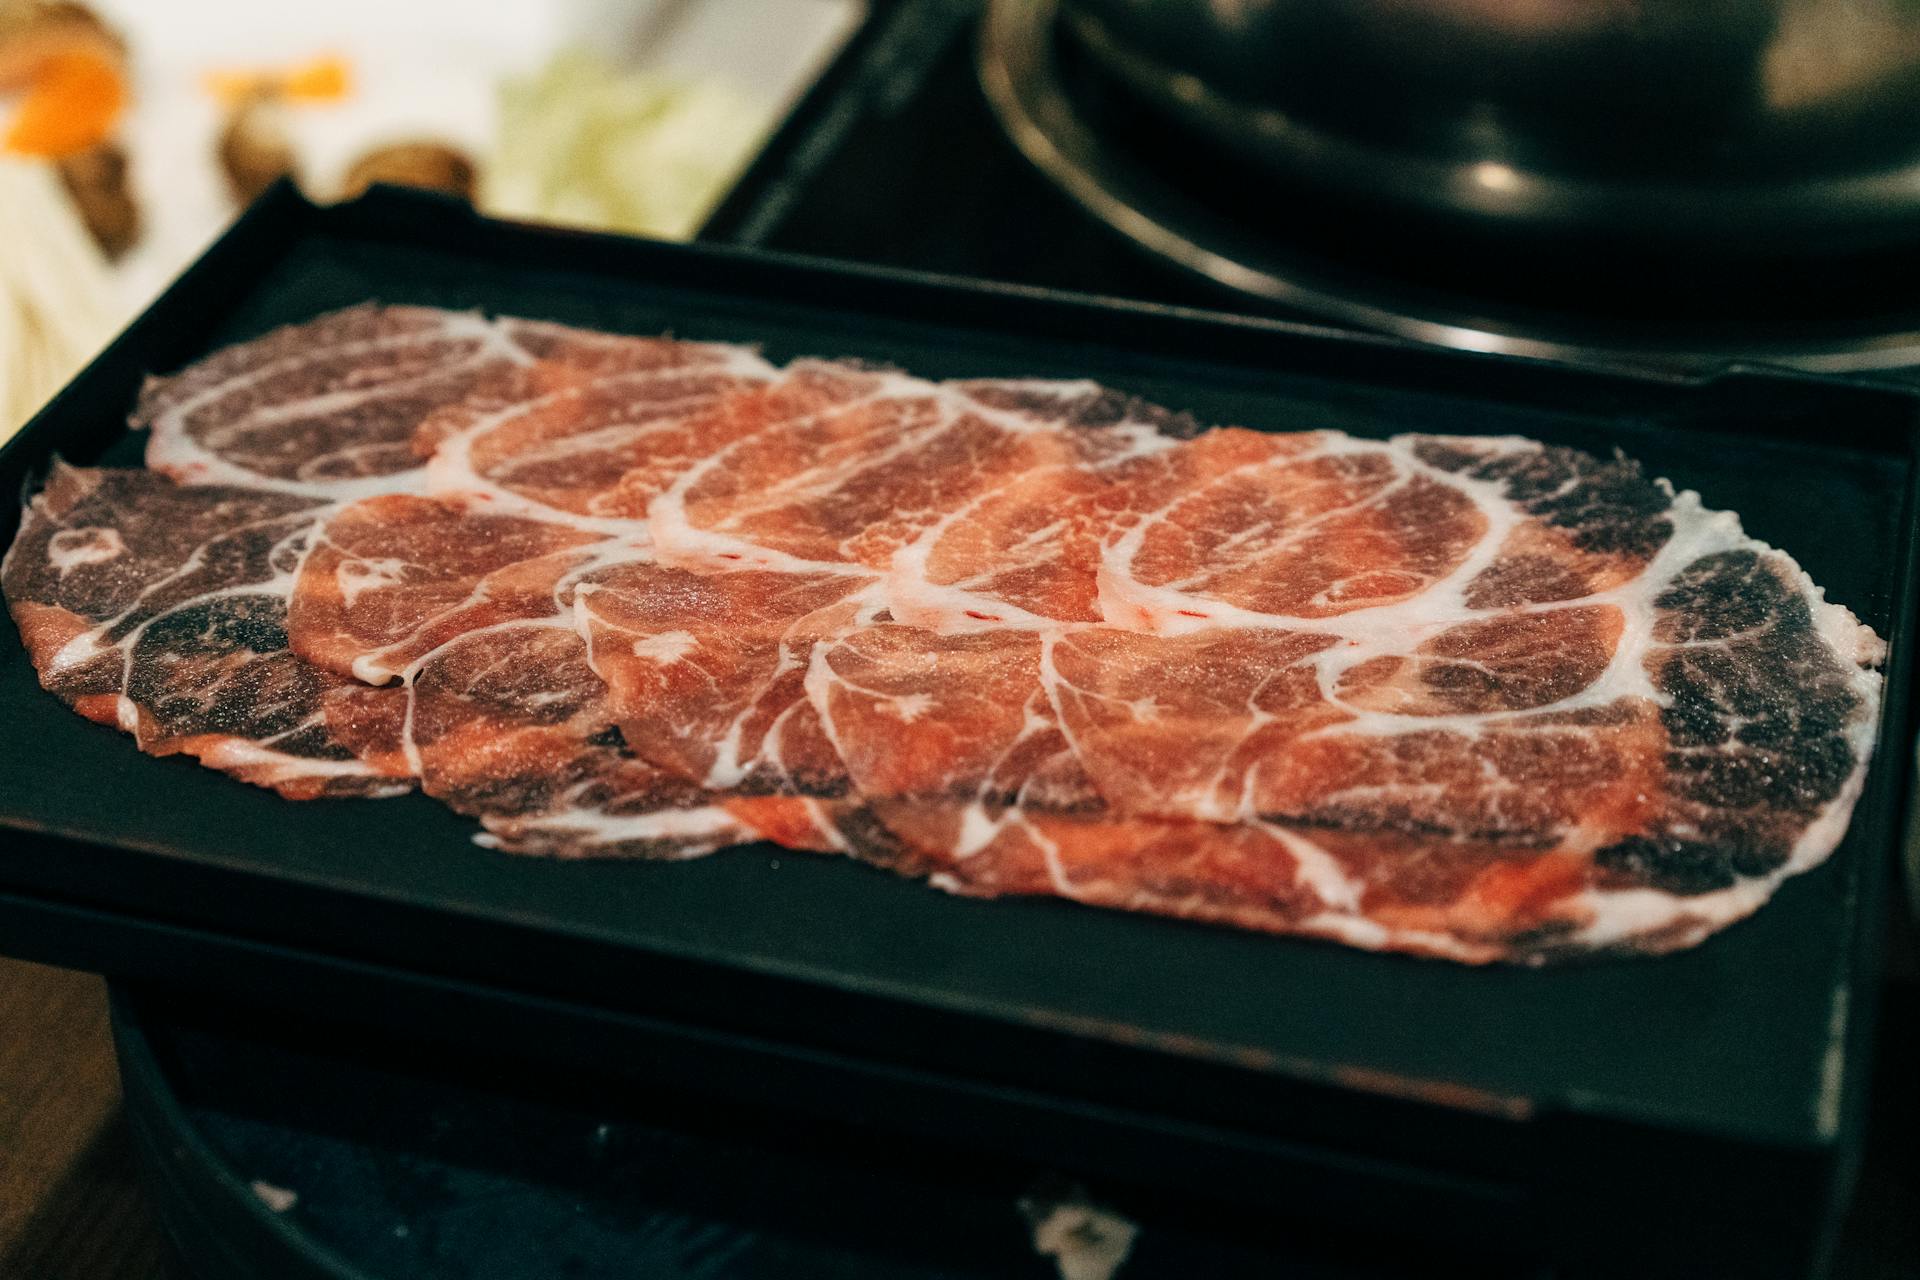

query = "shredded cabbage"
[{"left": 484, "top": 51, "right": 765, "bottom": 242}]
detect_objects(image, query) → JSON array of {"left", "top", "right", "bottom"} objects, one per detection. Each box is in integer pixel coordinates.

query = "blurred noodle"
[{"left": 0, "top": 156, "right": 122, "bottom": 440}]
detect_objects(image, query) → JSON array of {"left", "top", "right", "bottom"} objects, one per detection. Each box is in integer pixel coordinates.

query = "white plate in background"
[{"left": 93, "top": 0, "right": 864, "bottom": 309}]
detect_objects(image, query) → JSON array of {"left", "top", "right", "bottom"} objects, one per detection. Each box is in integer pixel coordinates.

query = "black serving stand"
[{"left": 111, "top": 985, "right": 1542, "bottom": 1280}]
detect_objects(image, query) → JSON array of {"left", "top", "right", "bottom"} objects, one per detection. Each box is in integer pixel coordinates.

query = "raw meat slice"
[
  {"left": 1098, "top": 434, "right": 1490, "bottom": 632},
  {"left": 797, "top": 623, "right": 1596, "bottom": 959},
  {"left": 1066, "top": 436, "right": 1882, "bottom": 850},
  {"left": 887, "top": 427, "right": 1300, "bottom": 629},
  {"left": 285, "top": 492, "right": 844, "bottom": 856},
  {"left": 289, "top": 492, "right": 611, "bottom": 684},
  {"left": 123, "top": 303, "right": 803, "bottom": 854},
  {"left": 139, "top": 305, "right": 507, "bottom": 496},
  {"left": 827, "top": 808, "right": 1556, "bottom": 964},
  {"left": 139, "top": 305, "right": 675, "bottom": 500},
  {"left": 219, "top": 319, "right": 807, "bottom": 852},
  {"left": 645, "top": 365, "right": 1167, "bottom": 574},
  {"left": 318, "top": 620, "right": 780, "bottom": 860},
  {"left": 799, "top": 432, "right": 1883, "bottom": 956},
  {"left": 586, "top": 366, "right": 1190, "bottom": 787},
  {"left": 812, "top": 623, "right": 1873, "bottom": 961},
  {"left": 292, "top": 331, "right": 775, "bottom": 682},
  {"left": 574, "top": 558, "right": 872, "bottom": 793},
  {"left": 805, "top": 664, "right": 1622, "bottom": 962},
  {"left": 1036, "top": 621, "right": 1662, "bottom": 835},
  {"left": 1, "top": 464, "right": 412, "bottom": 798},
  {"left": 416, "top": 345, "right": 776, "bottom": 518}
]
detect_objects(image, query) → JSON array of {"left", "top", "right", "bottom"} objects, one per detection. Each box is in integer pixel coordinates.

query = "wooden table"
[
  {"left": 3, "top": 948, "right": 1913, "bottom": 1280},
  {"left": 0, "top": 958, "right": 175, "bottom": 1279}
]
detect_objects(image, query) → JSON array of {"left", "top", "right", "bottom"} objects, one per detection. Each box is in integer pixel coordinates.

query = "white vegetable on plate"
[{"left": 484, "top": 50, "right": 766, "bottom": 242}]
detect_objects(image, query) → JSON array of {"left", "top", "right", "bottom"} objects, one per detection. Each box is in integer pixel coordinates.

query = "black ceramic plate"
[{"left": 3, "top": 185, "right": 1914, "bottom": 1278}]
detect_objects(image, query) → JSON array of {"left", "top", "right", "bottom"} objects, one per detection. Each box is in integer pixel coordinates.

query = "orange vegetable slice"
[
  {"left": 3, "top": 48, "right": 125, "bottom": 157},
  {"left": 203, "top": 54, "right": 351, "bottom": 107},
  {"left": 282, "top": 54, "right": 349, "bottom": 102}
]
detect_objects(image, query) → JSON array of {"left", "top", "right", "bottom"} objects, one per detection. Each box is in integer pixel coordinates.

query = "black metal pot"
[{"left": 1059, "top": 0, "right": 1920, "bottom": 253}]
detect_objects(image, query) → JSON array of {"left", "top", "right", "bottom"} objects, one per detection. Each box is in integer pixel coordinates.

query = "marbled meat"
[{"left": 2, "top": 304, "right": 1887, "bottom": 963}]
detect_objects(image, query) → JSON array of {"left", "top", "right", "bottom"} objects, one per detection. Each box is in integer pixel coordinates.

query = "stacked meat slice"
[
  {"left": 3, "top": 306, "right": 1889, "bottom": 963},
  {"left": 7, "top": 306, "right": 786, "bottom": 855}
]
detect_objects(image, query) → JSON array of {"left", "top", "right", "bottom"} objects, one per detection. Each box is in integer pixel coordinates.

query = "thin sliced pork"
[
  {"left": 2, "top": 465, "right": 412, "bottom": 798},
  {"left": 5, "top": 303, "right": 1885, "bottom": 962},
  {"left": 288, "top": 492, "right": 843, "bottom": 856},
  {"left": 139, "top": 306, "right": 683, "bottom": 499}
]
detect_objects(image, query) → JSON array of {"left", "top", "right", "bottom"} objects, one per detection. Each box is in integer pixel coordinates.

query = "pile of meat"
[{"left": 2, "top": 306, "right": 1888, "bottom": 962}]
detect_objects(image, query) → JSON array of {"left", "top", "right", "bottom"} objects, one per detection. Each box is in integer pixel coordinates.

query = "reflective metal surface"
[
  {"left": 1058, "top": 0, "right": 1920, "bottom": 251},
  {"left": 978, "top": 0, "right": 1920, "bottom": 369}
]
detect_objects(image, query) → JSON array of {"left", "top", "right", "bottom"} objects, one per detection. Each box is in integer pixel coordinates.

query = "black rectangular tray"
[{"left": 3, "top": 186, "right": 1915, "bottom": 1278}]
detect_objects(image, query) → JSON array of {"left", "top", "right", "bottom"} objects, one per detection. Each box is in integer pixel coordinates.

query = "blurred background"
[
  {"left": 0, "top": 0, "right": 861, "bottom": 437},
  {"left": 15, "top": 0, "right": 1907, "bottom": 908},
  {"left": 19, "top": 0, "right": 1920, "bottom": 452}
]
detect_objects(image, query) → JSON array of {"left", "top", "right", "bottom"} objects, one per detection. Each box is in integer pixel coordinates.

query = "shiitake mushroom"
[{"left": 341, "top": 141, "right": 476, "bottom": 202}]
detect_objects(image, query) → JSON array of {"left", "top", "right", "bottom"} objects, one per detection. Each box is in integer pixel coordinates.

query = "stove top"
[
  {"left": 704, "top": 0, "right": 1250, "bottom": 307},
  {"left": 710, "top": 0, "right": 1920, "bottom": 375}
]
